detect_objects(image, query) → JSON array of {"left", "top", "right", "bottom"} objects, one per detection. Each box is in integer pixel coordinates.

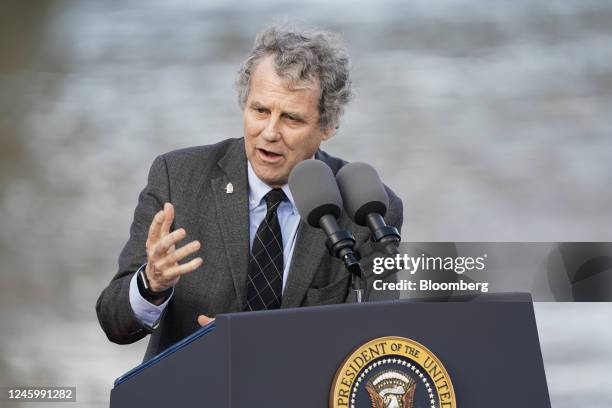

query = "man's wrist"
[{"left": 137, "top": 265, "right": 173, "bottom": 303}]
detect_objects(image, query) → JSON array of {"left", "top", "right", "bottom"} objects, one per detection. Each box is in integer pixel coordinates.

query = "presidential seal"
[{"left": 330, "top": 336, "right": 456, "bottom": 408}]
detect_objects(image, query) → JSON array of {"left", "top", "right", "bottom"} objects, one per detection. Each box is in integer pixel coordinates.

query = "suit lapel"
[
  {"left": 281, "top": 221, "right": 327, "bottom": 308},
  {"left": 210, "top": 140, "right": 250, "bottom": 310}
]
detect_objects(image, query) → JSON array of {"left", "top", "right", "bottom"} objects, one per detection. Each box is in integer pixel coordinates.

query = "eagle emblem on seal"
[{"left": 365, "top": 369, "right": 417, "bottom": 408}]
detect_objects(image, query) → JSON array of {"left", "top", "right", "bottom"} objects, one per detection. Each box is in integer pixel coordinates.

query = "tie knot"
[{"left": 264, "top": 188, "right": 286, "bottom": 211}]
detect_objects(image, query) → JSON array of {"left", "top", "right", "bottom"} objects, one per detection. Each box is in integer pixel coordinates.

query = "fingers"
[
  {"left": 146, "top": 202, "right": 173, "bottom": 250},
  {"left": 168, "top": 240, "right": 201, "bottom": 265},
  {"left": 152, "top": 228, "right": 186, "bottom": 259},
  {"left": 146, "top": 255, "right": 202, "bottom": 292},
  {"left": 161, "top": 203, "right": 174, "bottom": 237},
  {"left": 147, "top": 210, "right": 165, "bottom": 248},
  {"left": 154, "top": 240, "right": 200, "bottom": 270},
  {"left": 162, "top": 257, "right": 203, "bottom": 280},
  {"left": 197, "top": 315, "right": 215, "bottom": 327},
  {"left": 144, "top": 203, "right": 202, "bottom": 292}
]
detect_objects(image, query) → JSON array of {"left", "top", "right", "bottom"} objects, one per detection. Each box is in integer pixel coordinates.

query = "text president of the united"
[{"left": 96, "top": 25, "right": 403, "bottom": 360}]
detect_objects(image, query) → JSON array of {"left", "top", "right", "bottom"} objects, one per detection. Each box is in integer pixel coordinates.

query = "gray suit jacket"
[{"left": 96, "top": 138, "right": 403, "bottom": 360}]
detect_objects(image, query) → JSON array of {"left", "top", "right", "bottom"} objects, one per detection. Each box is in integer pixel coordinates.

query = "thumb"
[{"left": 197, "top": 314, "right": 215, "bottom": 327}]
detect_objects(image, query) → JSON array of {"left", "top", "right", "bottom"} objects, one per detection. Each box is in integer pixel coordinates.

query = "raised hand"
[{"left": 144, "top": 203, "right": 202, "bottom": 293}]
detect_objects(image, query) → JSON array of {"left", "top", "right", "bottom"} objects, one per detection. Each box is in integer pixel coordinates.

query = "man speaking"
[{"left": 96, "top": 25, "right": 403, "bottom": 360}]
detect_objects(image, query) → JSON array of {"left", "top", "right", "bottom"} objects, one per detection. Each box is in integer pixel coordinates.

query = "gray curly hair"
[{"left": 236, "top": 25, "right": 353, "bottom": 132}]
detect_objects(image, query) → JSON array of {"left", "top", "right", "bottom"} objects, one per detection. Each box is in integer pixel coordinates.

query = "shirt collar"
[{"left": 247, "top": 160, "right": 296, "bottom": 212}]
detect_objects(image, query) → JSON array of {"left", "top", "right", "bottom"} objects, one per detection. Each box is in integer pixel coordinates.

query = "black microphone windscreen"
[
  {"left": 336, "top": 162, "right": 389, "bottom": 226},
  {"left": 288, "top": 159, "right": 343, "bottom": 227}
]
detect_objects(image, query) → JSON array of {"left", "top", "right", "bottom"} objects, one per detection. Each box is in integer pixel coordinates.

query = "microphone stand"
[
  {"left": 319, "top": 214, "right": 365, "bottom": 303},
  {"left": 362, "top": 213, "right": 401, "bottom": 302},
  {"left": 337, "top": 247, "right": 364, "bottom": 303}
]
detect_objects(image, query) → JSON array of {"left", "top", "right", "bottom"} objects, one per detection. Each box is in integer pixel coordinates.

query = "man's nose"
[{"left": 261, "top": 115, "right": 281, "bottom": 141}]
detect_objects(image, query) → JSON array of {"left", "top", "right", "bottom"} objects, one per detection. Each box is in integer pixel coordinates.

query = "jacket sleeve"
[{"left": 95, "top": 155, "right": 171, "bottom": 344}]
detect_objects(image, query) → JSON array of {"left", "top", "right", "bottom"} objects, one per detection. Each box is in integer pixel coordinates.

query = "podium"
[{"left": 110, "top": 293, "right": 551, "bottom": 407}]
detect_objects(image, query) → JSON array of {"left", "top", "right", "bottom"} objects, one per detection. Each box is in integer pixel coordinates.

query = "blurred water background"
[{"left": 1, "top": 0, "right": 611, "bottom": 406}]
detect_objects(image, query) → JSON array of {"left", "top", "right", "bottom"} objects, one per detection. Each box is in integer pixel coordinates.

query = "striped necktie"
[{"left": 246, "top": 188, "right": 286, "bottom": 311}]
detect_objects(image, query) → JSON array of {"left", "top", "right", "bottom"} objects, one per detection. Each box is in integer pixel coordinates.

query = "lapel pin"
[{"left": 225, "top": 182, "right": 234, "bottom": 194}]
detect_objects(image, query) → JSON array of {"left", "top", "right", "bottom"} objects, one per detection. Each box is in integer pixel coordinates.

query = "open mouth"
[{"left": 257, "top": 147, "right": 284, "bottom": 163}]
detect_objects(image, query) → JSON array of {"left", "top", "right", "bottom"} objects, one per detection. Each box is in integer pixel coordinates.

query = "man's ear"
[{"left": 321, "top": 126, "right": 334, "bottom": 141}]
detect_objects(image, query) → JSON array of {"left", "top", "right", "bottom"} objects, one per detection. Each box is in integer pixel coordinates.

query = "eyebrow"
[
  {"left": 249, "top": 101, "right": 306, "bottom": 122},
  {"left": 249, "top": 101, "right": 267, "bottom": 110}
]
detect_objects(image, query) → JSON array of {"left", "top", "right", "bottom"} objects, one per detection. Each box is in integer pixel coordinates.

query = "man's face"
[{"left": 243, "top": 55, "right": 332, "bottom": 188}]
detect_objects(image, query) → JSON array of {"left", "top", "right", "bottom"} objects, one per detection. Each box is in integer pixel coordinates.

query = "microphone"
[
  {"left": 288, "top": 159, "right": 362, "bottom": 278},
  {"left": 336, "top": 162, "right": 401, "bottom": 244}
]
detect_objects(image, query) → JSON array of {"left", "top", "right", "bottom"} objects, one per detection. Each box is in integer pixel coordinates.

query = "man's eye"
[{"left": 255, "top": 107, "right": 267, "bottom": 114}]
